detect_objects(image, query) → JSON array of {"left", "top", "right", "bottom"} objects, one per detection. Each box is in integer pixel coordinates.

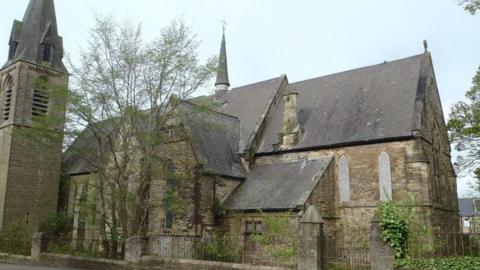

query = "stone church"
[{"left": 1, "top": 0, "right": 459, "bottom": 252}]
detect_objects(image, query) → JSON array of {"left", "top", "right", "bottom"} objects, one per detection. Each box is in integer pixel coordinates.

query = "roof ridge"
[
  {"left": 180, "top": 99, "right": 240, "bottom": 121},
  {"left": 230, "top": 74, "right": 285, "bottom": 91},
  {"left": 265, "top": 156, "right": 333, "bottom": 165},
  {"left": 291, "top": 53, "right": 425, "bottom": 86}
]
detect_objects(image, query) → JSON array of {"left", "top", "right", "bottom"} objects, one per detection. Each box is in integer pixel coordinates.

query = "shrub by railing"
[
  {"left": 45, "top": 237, "right": 125, "bottom": 259},
  {"left": 0, "top": 224, "right": 31, "bottom": 256},
  {"left": 407, "top": 230, "right": 480, "bottom": 258},
  {"left": 148, "top": 234, "right": 296, "bottom": 268}
]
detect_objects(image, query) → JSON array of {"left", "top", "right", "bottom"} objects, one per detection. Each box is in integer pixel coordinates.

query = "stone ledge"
[
  {"left": 139, "top": 256, "right": 290, "bottom": 270},
  {"left": 40, "top": 253, "right": 127, "bottom": 270},
  {"left": 1, "top": 252, "right": 290, "bottom": 270},
  {"left": 0, "top": 252, "right": 32, "bottom": 265}
]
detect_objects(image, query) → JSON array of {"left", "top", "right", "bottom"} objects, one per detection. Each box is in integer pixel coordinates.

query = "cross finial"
[{"left": 221, "top": 18, "right": 227, "bottom": 34}]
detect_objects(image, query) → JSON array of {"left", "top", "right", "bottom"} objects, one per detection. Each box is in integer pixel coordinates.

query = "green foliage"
[
  {"left": 255, "top": 212, "right": 298, "bottom": 261},
  {"left": 213, "top": 197, "right": 227, "bottom": 220},
  {"left": 393, "top": 195, "right": 434, "bottom": 257},
  {"left": 204, "top": 235, "right": 243, "bottom": 263},
  {"left": 448, "top": 67, "right": 480, "bottom": 181},
  {"left": 379, "top": 201, "right": 409, "bottom": 259},
  {"left": 0, "top": 224, "right": 31, "bottom": 256},
  {"left": 39, "top": 213, "right": 74, "bottom": 255},
  {"left": 396, "top": 256, "right": 480, "bottom": 270},
  {"left": 458, "top": 0, "right": 480, "bottom": 15},
  {"left": 39, "top": 212, "right": 74, "bottom": 240}
]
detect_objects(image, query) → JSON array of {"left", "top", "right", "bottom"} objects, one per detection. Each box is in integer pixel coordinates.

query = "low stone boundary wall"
[
  {"left": 137, "top": 256, "right": 289, "bottom": 270},
  {"left": 0, "top": 253, "right": 32, "bottom": 266},
  {"left": 0, "top": 252, "right": 127, "bottom": 270},
  {"left": 39, "top": 253, "right": 127, "bottom": 270},
  {"left": 0, "top": 252, "right": 288, "bottom": 270}
]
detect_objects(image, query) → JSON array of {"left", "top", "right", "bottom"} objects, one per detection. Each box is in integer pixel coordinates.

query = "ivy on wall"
[{"left": 379, "top": 201, "right": 409, "bottom": 259}]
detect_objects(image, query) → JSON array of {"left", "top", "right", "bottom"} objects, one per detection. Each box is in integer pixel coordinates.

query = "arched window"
[
  {"left": 164, "top": 160, "right": 174, "bottom": 230},
  {"left": 32, "top": 77, "right": 49, "bottom": 117},
  {"left": 378, "top": 151, "right": 392, "bottom": 201},
  {"left": 2, "top": 76, "right": 13, "bottom": 122},
  {"left": 338, "top": 155, "right": 350, "bottom": 202}
]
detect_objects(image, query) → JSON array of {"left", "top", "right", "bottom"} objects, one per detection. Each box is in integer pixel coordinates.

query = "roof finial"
[
  {"left": 423, "top": 40, "right": 428, "bottom": 53},
  {"left": 221, "top": 18, "right": 227, "bottom": 34}
]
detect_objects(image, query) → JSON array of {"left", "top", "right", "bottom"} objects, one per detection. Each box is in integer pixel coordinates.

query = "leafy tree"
[
  {"left": 458, "top": 0, "right": 480, "bottom": 15},
  {"left": 64, "top": 15, "right": 216, "bottom": 257},
  {"left": 448, "top": 68, "right": 480, "bottom": 184}
]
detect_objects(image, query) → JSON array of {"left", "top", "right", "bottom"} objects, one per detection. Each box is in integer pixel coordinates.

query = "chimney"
[{"left": 279, "top": 86, "right": 300, "bottom": 150}]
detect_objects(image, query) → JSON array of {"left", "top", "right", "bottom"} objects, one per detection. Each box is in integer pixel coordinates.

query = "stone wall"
[
  {"left": 149, "top": 123, "right": 210, "bottom": 235},
  {"left": 0, "top": 60, "right": 68, "bottom": 232},
  {"left": 253, "top": 137, "right": 458, "bottom": 251},
  {"left": 137, "top": 257, "right": 289, "bottom": 270},
  {"left": 221, "top": 211, "right": 299, "bottom": 266},
  {"left": 0, "top": 253, "right": 289, "bottom": 270}
]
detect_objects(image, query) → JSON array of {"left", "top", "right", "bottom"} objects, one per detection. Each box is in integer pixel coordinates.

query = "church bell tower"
[{"left": 0, "top": 0, "right": 68, "bottom": 232}]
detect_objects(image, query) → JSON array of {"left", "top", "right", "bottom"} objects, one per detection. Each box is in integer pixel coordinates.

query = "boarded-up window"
[
  {"left": 245, "top": 221, "right": 263, "bottom": 235},
  {"left": 338, "top": 155, "right": 350, "bottom": 202},
  {"left": 164, "top": 160, "right": 174, "bottom": 230},
  {"left": 379, "top": 151, "right": 392, "bottom": 201}
]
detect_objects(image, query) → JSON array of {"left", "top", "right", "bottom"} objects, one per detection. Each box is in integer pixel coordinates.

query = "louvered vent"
[
  {"left": 3, "top": 78, "right": 13, "bottom": 121},
  {"left": 32, "top": 88, "right": 49, "bottom": 116}
]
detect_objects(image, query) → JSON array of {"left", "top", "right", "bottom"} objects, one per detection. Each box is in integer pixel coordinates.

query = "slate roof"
[
  {"left": 179, "top": 102, "right": 245, "bottom": 179},
  {"left": 220, "top": 75, "right": 285, "bottom": 152},
  {"left": 62, "top": 119, "right": 118, "bottom": 176},
  {"left": 63, "top": 101, "right": 245, "bottom": 179},
  {"left": 257, "top": 54, "right": 426, "bottom": 153},
  {"left": 459, "top": 198, "right": 480, "bottom": 217},
  {"left": 224, "top": 156, "right": 333, "bottom": 211},
  {"left": 4, "top": 0, "right": 66, "bottom": 72}
]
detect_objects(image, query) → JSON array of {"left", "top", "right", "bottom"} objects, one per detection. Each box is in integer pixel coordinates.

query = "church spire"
[
  {"left": 4, "top": 0, "right": 66, "bottom": 72},
  {"left": 215, "top": 29, "right": 230, "bottom": 90}
]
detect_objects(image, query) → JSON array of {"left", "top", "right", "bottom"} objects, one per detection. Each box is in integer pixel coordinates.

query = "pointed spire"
[
  {"left": 3, "top": 0, "right": 66, "bottom": 72},
  {"left": 215, "top": 28, "right": 230, "bottom": 90}
]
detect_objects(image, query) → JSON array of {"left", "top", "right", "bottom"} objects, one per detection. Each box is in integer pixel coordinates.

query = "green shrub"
[
  {"left": 204, "top": 236, "right": 242, "bottom": 263},
  {"left": 0, "top": 224, "right": 31, "bottom": 255},
  {"left": 39, "top": 212, "right": 73, "bottom": 240},
  {"left": 39, "top": 212, "right": 74, "bottom": 254},
  {"left": 379, "top": 201, "right": 408, "bottom": 259},
  {"left": 395, "top": 256, "right": 480, "bottom": 270}
]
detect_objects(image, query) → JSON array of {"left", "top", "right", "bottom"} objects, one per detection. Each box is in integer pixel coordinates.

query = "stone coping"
[
  {"left": 0, "top": 252, "right": 290, "bottom": 270},
  {"left": 140, "top": 256, "right": 291, "bottom": 270}
]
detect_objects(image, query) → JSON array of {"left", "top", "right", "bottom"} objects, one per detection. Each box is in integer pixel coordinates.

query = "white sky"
[{"left": 1, "top": 0, "right": 480, "bottom": 196}]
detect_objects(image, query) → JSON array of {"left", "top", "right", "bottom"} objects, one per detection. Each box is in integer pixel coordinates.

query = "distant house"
[{"left": 459, "top": 198, "right": 480, "bottom": 233}]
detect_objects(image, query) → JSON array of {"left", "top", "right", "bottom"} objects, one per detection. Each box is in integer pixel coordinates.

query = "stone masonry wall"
[
  {"left": 0, "top": 60, "right": 68, "bottom": 232},
  {"left": 149, "top": 123, "right": 203, "bottom": 235},
  {"left": 0, "top": 253, "right": 289, "bottom": 270},
  {"left": 253, "top": 138, "right": 458, "bottom": 250}
]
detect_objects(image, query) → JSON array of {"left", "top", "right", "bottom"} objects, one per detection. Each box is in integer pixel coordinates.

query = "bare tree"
[{"left": 64, "top": 15, "right": 216, "bottom": 256}]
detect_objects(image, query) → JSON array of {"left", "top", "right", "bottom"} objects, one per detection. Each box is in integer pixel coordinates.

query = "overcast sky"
[{"left": 1, "top": 0, "right": 480, "bottom": 196}]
